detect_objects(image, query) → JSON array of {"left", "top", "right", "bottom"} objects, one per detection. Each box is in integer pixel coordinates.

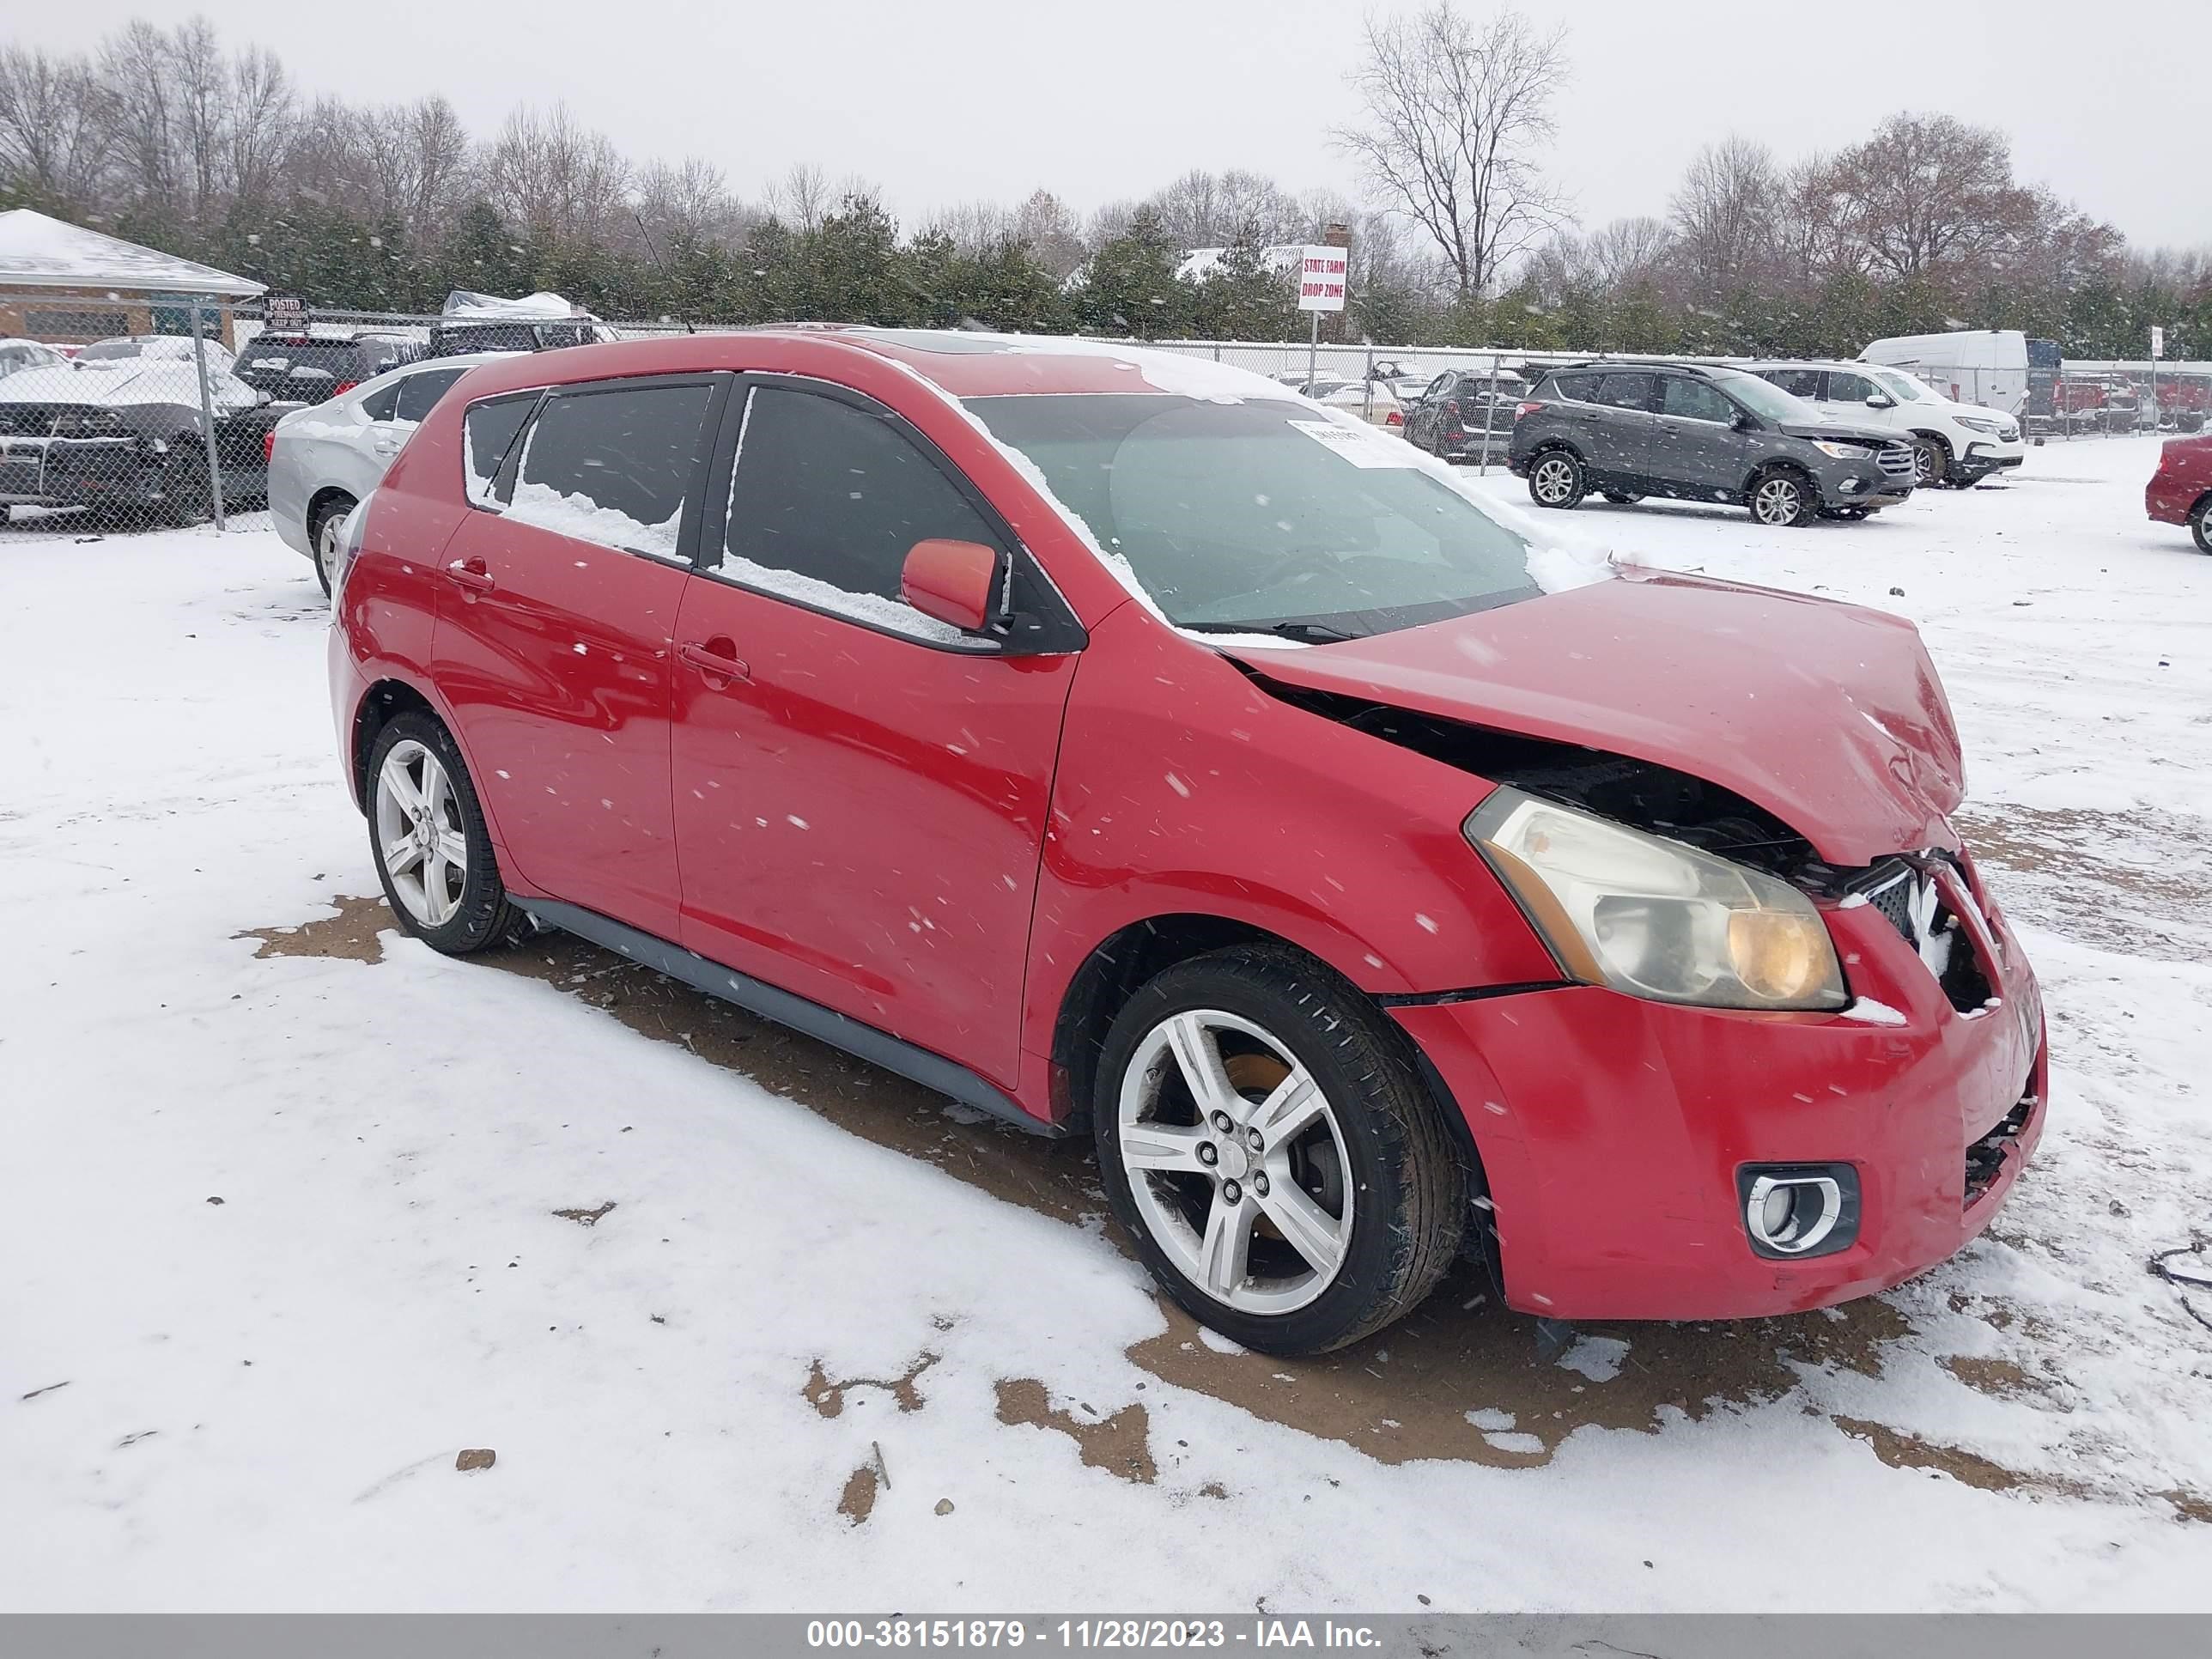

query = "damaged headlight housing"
[{"left": 1465, "top": 787, "right": 1847, "bottom": 1012}]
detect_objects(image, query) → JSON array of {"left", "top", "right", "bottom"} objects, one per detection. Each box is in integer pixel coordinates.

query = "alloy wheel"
[
  {"left": 1913, "top": 443, "right": 1942, "bottom": 486},
  {"left": 373, "top": 738, "right": 469, "bottom": 928},
  {"left": 1117, "top": 1009, "right": 1354, "bottom": 1316},
  {"left": 1753, "top": 476, "right": 1803, "bottom": 526},
  {"left": 1532, "top": 457, "right": 1577, "bottom": 505},
  {"left": 316, "top": 513, "right": 345, "bottom": 592}
]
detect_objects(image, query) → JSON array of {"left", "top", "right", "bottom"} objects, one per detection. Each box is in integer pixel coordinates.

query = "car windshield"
[
  {"left": 964, "top": 392, "right": 1541, "bottom": 639},
  {"left": 1711, "top": 369, "right": 1813, "bottom": 423},
  {"left": 1868, "top": 368, "right": 1933, "bottom": 404}
]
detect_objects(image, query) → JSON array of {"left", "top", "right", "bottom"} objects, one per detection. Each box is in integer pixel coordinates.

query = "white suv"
[{"left": 1746, "top": 361, "right": 2026, "bottom": 489}]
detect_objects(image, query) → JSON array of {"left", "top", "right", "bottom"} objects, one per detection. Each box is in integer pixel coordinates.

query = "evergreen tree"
[{"left": 1076, "top": 210, "right": 1192, "bottom": 339}]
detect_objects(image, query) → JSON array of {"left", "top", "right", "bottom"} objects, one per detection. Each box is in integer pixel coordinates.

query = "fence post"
[
  {"left": 187, "top": 295, "right": 228, "bottom": 532},
  {"left": 1477, "top": 351, "right": 1502, "bottom": 477}
]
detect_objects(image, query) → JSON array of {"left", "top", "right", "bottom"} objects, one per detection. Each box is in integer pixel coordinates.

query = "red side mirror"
[{"left": 901, "top": 538, "right": 1000, "bottom": 634}]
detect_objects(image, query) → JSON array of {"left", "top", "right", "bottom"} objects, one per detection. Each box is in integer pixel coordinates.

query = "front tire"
[
  {"left": 309, "top": 493, "right": 357, "bottom": 598},
  {"left": 1912, "top": 435, "right": 1953, "bottom": 489},
  {"left": 157, "top": 445, "right": 214, "bottom": 528},
  {"left": 1092, "top": 945, "right": 1464, "bottom": 1356},
  {"left": 1527, "top": 450, "right": 1587, "bottom": 510},
  {"left": 365, "top": 712, "right": 521, "bottom": 955},
  {"left": 1750, "top": 468, "right": 1818, "bottom": 527}
]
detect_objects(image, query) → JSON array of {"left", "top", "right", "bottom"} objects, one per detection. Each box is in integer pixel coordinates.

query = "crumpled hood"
[
  {"left": 1777, "top": 419, "right": 1899, "bottom": 446},
  {"left": 1224, "top": 571, "right": 1965, "bottom": 866}
]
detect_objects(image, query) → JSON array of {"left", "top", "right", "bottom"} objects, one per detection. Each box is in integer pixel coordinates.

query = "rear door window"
[
  {"left": 1660, "top": 377, "right": 1736, "bottom": 423},
  {"left": 1595, "top": 373, "right": 1658, "bottom": 412},
  {"left": 393, "top": 367, "right": 469, "bottom": 424},
  {"left": 720, "top": 384, "right": 1005, "bottom": 641},
  {"left": 507, "top": 380, "right": 717, "bottom": 557},
  {"left": 463, "top": 393, "right": 540, "bottom": 505}
]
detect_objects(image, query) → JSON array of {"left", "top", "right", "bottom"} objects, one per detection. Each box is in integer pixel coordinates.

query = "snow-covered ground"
[{"left": 2, "top": 436, "right": 2208, "bottom": 1612}]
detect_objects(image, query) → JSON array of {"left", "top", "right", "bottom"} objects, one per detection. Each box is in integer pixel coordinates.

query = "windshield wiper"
[{"left": 1183, "top": 620, "right": 1364, "bottom": 644}]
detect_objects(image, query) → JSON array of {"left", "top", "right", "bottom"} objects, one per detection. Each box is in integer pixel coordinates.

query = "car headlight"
[
  {"left": 1465, "top": 787, "right": 1847, "bottom": 1012},
  {"left": 1955, "top": 416, "right": 2000, "bottom": 434},
  {"left": 1809, "top": 439, "right": 1869, "bottom": 459}
]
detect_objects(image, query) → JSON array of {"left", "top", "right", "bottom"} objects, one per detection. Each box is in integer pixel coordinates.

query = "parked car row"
[{"left": 0, "top": 333, "right": 280, "bottom": 526}]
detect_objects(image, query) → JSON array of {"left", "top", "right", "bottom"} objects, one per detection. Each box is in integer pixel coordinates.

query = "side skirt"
[{"left": 514, "top": 897, "right": 1066, "bottom": 1139}]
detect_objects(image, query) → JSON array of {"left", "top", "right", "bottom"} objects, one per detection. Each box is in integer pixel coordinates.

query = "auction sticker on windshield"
[{"left": 1287, "top": 418, "right": 1419, "bottom": 467}]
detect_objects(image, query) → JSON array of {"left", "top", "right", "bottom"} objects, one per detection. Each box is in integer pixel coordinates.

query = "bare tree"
[
  {"left": 769, "top": 161, "right": 831, "bottom": 233},
  {"left": 0, "top": 46, "right": 114, "bottom": 207},
  {"left": 1012, "top": 189, "right": 1086, "bottom": 278},
  {"left": 1827, "top": 112, "right": 2039, "bottom": 284},
  {"left": 921, "top": 198, "right": 1013, "bottom": 255},
  {"left": 635, "top": 155, "right": 746, "bottom": 246},
  {"left": 1335, "top": 3, "right": 1571, "bottom": 296},
  {"left": 483, "top": 104, "right": 630, "bottom": 242},
  {"left": 225, "top": 46, "right": 294, "bottom": 207},
  {"left": 1669, "top": 136, "right": 1780, "bottom": 289},
  {"left": 100, "top": 20, "right": 180, "bottom": 208}
]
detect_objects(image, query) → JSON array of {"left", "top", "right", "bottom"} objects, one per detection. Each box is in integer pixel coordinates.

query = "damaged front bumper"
[{"left": 1395, "top": 848, "right": 2045, "bottom": 1322}]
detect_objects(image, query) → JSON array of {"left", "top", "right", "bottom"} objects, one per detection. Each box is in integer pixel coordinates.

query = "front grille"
[
  {"left": 1864, "top": 866, "right": 1917, "bottom": 946},
  {"left": 1876, "top": 444, "right": 1917, "bottom": 478},
  {"left": 1852, "top": 859, "right": 1995, "bottom": 1014},
  {"left": 1965, "top": 1091, "right": 2036, "bottom": 1206}
]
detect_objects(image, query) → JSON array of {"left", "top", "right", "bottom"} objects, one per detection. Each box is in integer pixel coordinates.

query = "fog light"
[
  {"left": 1838, "top": 476, "right": 1863, "bottom": 494},
  {"left": 1737, "top": 1164, "right": 1859, "bottom": 1260}
]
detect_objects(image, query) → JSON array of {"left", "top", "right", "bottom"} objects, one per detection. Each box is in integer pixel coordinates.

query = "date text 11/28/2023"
[{"left": 805, "top": 1620, "right": 1383, "bottom": 1649}]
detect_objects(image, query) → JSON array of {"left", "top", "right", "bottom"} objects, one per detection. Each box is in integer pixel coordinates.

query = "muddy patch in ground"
[
  {"left": 238, "top": 893, "right": 2104, "bottom": 1492},
  {"left": 235, "top": 893, "right": 394, "bottom": 963},
  {"left": 994, "top": 1377, "right": 1157, "bottom": 1484},
  {"left": 805, "top": 1352, "right": 939, "bottom": 1419},
  {"left": 1954, "top": 803, "right": 2212, "bottom": 961}
]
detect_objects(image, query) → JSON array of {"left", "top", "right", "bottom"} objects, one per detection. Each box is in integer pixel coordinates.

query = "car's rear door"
[
  {"left": 1588, "top": 371, "right": 1661, "bottom": 481},
  {"left": 667, "top": 377, "right": 1082, "bottom": 1087},
  {"left": 431, "top": 372, "right": 728, "bottom": 939}
]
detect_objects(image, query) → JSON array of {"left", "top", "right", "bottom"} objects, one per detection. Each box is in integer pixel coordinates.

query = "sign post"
[
  {"left": 2150, "top": 325, "right": 2164, "bottom": 431},
  {"left": 1297, "top": 245, "right": 1347, "bottom": 391}
]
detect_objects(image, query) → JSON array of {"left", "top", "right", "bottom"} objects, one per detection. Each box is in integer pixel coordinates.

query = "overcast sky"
[{"left": 27, "top": 0, "right": 2212, "bottom": 252}]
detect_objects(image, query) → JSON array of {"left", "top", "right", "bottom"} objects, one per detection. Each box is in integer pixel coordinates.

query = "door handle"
[
  {"left": 679, "top": 637, "right": 750, "bottom": 684},
  {"left": 444, "top": 557, "right": 495, "bottom": 596}
]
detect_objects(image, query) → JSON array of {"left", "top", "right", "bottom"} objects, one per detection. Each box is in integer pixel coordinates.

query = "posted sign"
[{"left": 1297, "top": 246, "right": 1348, "bottom": 312}]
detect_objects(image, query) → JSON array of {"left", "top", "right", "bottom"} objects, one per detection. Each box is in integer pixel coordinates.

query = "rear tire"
[
  {"left": 1527, "top": 450, "right": 1587, "bottom": 510},
  {"left": 1092, "top": 945, "right": 1465, "bottom": 1357},
  {"left": 309, "top": 493, "right": 357, "bottom": 598},
  {"left": 2192, "top": 495, "right": 2211, "bottom": 556},
  {"left": 364, "top": 711, "right": 522, "bottom": 956}
]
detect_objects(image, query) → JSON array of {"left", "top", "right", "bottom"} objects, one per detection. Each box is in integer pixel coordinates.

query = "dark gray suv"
[{"left": 1508, "top": 362, "right": 1917, "bottom": 526}]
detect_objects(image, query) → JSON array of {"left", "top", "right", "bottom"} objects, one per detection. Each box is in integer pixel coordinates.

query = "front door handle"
[
  {"left": 444, "top": 557, "right": 495, "bottom": 596},
  {"left": 679, "top": 637, "right": 750, "bottom": 684}
]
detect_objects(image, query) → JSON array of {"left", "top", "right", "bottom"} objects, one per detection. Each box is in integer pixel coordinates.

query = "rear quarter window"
[
  {"left": 506, "top": 381, "right": 717, "bottom": 556},
  {"left": 463, "top": 394, "right": 538, "bottom": 504}
]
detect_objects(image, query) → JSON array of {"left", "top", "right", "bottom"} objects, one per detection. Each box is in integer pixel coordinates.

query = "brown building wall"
[{"left": 0, "top": 289, "right": 242, "bottom": 349}]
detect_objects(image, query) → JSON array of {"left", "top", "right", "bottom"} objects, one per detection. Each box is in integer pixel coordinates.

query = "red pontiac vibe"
[
  {"left": 2146, "top": 432, "right": 2212, "bottom": 552},
  {"left": 326, "top": 328, "right": 2045, "bottom": 1356}
]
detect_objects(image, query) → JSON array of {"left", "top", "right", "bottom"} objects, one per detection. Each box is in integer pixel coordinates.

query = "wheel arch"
[
  {"left": 306, "top": 483, "right": 358, "bottom": 540},
  {"left": 349, "top": 678, "right": 441, "bottom": 812},
  {"left": 1047, "top": 913, "right": 1495, "bottom": 1198}
]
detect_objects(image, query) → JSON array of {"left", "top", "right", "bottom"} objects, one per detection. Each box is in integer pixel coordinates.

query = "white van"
[{"left": 1859, "top": 330, "right": 2032, "bottom": 418}]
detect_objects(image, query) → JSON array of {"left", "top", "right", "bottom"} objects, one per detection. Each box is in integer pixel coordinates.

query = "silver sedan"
[{"left": 269, "top": 352, "right": 514, "bottom": 593}]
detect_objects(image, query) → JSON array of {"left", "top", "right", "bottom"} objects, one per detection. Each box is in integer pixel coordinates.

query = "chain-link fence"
[
  {"left": 0, "top": 293, "right": 265, "bottom": 536},
  {"left": 9, "top": 306, "right": 2199, "bottom": 540}
]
